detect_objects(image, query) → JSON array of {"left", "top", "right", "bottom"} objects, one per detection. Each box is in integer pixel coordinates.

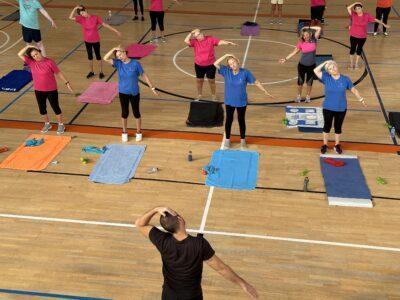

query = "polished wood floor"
[{"left": 1, "top": 0, "right": 400, "bottom": 299}]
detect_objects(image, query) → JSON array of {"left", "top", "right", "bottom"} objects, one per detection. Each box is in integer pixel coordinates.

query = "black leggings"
[
  {"left": 35, "top": 90, "right": 61, "bottom": 115},
  {"left": 132, "top": 0, "right": 144, "bottom": 15},
  {"left": 323, "top": 109, "right": 346, "bottom": 134},
  {"left": 119, "top": 93, "right": 141, "bottom": 119},
  {"left": 375, "top": 7, "right": 391, "bottom": 33},
  {"left": 349, "top": 36, "right": 366, "bottom": 56},
  {"left": 225, "top": 105, "right": 247, "bottom": 139},
  {"left": 311, "top": 5, "right": 325, "bottom": 22},
  {"left": 85, "top": 42, "right": 101, "bottom": 60},
  {"left": 150, "top": 11, "right": 164, "bottom": 31},
  {"left": 298, "top": 63, "right": 316, "bottom": 86}
]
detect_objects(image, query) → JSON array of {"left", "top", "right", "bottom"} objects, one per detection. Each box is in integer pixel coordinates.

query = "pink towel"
[
  {"left": 126, "top": 43, "right": 157, "bottom": 58},
  {"left": 78, "top": 82, "right": 118, "bottom": 104}
]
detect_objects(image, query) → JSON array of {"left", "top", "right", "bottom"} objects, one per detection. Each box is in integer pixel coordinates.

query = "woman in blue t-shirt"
[
  {"left": 104, "top": 46, "right": 158, "bottom": 142},
  {"left": 314, "top": 60, "right": 366, "bottom": 154},
  {"left": 214, "top": 54, "right": 274, "bottom": 149}
]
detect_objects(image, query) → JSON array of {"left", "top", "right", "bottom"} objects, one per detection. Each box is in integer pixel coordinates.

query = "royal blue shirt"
[
  {"left": 218, "top": 65, "right": 256, "bottom": 107},
  {"left": 113, "top": 59, "right": 144, "bottom": 95},
  {"left": 320, "top": 72, "right": 354, "bottom": 112}
]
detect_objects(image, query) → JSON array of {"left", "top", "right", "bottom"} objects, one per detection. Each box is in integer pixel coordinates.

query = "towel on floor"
[
  {"left": 78, "top": 82, "right": 118, "bottom": 104},
  {"left": 126, "top": 43, "right": 157, "bottom": 59},
  {"left": 0, "top": 134, "right": 71, "bottom": 171},
  {"left": 205, "top": 150, "right": 259, "bottom": 190},
  {"left": 89, "top": 144, "right": 146, "bottom": 184}
]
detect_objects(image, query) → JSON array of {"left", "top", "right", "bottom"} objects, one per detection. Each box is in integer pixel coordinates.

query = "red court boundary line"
[
  {"left": 1, "top": 3, "right": 399, "bottom": 20},
  {"left": 1, "top": 120, "right": 399, "bottom": 154}
]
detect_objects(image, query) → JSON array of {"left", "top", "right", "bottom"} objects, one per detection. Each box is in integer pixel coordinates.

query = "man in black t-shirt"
[{"left": 135, "top": 206, "right": 259, "bottom": 300}]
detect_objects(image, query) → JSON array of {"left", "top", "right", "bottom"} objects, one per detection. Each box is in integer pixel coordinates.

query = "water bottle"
[
  {"left": 188, "top": 151, "right": 193, "bottom": 162},
  {"left": 108, "top": 10, "right": 112, "bottom": 20},
  {"left": 390, "top": 126, "right": 396, "bottom": 139},
  {"left": 303, "top": 177, "right": 309, "bottom": 192}
]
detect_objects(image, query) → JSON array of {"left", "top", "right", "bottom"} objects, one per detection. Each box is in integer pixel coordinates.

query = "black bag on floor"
[
  {"left": 389, "top": 112, "right": 400, "bottom": 137},
  {"left": 186, "top": 101, "right": 224, "bottom": 127}
]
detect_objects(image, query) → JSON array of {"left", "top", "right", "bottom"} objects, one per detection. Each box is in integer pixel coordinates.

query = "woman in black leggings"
[
  {"left": 374, "top": 0, "right": 392, "bottom": 36},
  {"left": 149, "top": 0, "right": 179, "bottom": 43},
  {"left": 132, "top": 0, "right": 144, "bottom": 21},
  {"left": 214, "top": 54, "right": 274, "bottom": 150}
]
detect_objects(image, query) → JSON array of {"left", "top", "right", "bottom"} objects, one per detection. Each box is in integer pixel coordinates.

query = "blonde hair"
[
  {"left": 226, "top": 55, "right": 239, "bottom": 65},
  {"left": 325, "top": 61, "right": 338, "bottom": 72}
]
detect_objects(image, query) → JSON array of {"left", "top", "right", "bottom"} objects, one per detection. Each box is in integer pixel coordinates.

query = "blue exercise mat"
[
  {"left": 0, "top": 70, "right": 32, "bottom": 92},
  {"left": 315, "top": 54, "right": 333, "bottom": 66},
  {"left": 205, "top": 150, "right": 259, "bottom": 190},
  {"left": 89, "top": 144, "right": 146, "bottom": 184},
  {"left": 320, "top": 155, "right": 372, "bottom": 207}
]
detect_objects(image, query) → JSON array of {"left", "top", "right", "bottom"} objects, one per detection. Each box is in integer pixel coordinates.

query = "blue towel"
[
  {"left": 25, "top": 138, "right": 44, "bottom": 147},
  {"left": 205, "top": 150, "right": 259, "bottom": 190},
  {"left": 82, "top": 146, "right": 107, "bottom": 154},
  {"left": 320, "top": 156, "right": 371, "bottom": 200},
  {"left": 89, "top": 144, "right": 146, "bottom": 184},
  {"left": 0, "top": 70, "right": 32, "bottom": 92}
]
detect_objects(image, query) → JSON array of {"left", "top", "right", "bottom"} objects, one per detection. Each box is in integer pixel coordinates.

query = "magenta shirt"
[
  {"left": 75, "top": 15, "right": 103, "bottom": 43},
  {"left": 311, "top": 0, "right": 325, "bottom": 7},
  {"left": 189, "top": 36, "right": 221, "bottom": 66},
  {"left": 24, "top": 57, "right": 60, "bottom": 91},
  {"left": 349, "top": 11, "right": 375, "bottom": 38},
  {"left": 150, "top": 0, "right": 163, "bottom": 11}
]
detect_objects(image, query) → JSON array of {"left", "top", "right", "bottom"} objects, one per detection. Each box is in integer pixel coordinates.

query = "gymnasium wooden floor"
[{"left": 1, "top": 0, "right": 400, "bottom": 299}]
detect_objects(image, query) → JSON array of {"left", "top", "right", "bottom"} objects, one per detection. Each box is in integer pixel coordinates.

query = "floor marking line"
[
  {"left": 2, "top": 213, "right": 400, "bottom": 253},
  {"left": 241, "top": 0, "right": 261, "bottom": 68}
]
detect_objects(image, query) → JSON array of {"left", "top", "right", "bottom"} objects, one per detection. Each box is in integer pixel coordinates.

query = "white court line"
[
  {"left": 241, "top": 0, "right": 261, "bottom": 68},
  {"left": 1, "top": 213, "right": 400, "bottom": 253},
  {"left": 0, "top": 31, "right": 10, "bottom": 49},
  {"left": 172, "top": 39, "right": 298, "bottom": 85},
  {"left": 0, "top": 36, "right": 22, "bottom": 55}
]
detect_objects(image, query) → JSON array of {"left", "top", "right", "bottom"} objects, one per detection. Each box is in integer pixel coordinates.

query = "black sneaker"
[
  {"left": 334, "top": 144, "right": 343, "bottom": 154},
  {"left": 99, "top": 72, "right": 105, "bottom": 79},
  {"left": 321, "top": 144, "right": 328, "bottom": 154},
  {"left": 86, "top": 72, "right": 95, "bottom": 79},
  {"left": 133, "top": 16, "right": 138, "bottom": 20},
  {"left": 141, "top": 16, "right": 145, "bottom": 21}
]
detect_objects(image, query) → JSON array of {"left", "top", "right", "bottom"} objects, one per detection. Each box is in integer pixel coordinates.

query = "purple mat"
[{"left": 78, "top": 82, "right": 118, "bottom": 104}]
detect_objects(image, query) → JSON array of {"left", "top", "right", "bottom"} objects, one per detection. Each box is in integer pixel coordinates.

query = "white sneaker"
[
  {"left": 223, "top": 139, "right": 230, "bottom": 150},
  {"left": 295, "top": 95, "right": 301, "bottom": 103},
  {"left": 195, "top": 94, "right": 202, "bottom": 101},
  {"left": 240, "top": 139, "right": 247, "bottom": 150},
  {"left": 135, "top": 132, "right": 142, "bottom": 142},
  {"left": 122, "top": 133, "right": 128, "bottom": 142},
  {"left": 383, "top": 32, "right": 388, "bottom": 36},
  {"left": 373, "top": 32, "right": 378, "bottom": 36},
  {"left": 211, "top": 94, "right": 217, "bottom": 101},
  {"left": 305, "top": 96, "right": 311, "bottom": 103}
]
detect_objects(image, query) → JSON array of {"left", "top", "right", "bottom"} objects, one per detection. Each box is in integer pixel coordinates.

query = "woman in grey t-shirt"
[{"left": 279, "top": 26, "right": 322, "bottom": 103}]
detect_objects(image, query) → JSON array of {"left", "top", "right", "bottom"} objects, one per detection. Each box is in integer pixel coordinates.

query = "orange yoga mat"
[{"left": 0, "top": 134, "right": 71, "bottom": 171}]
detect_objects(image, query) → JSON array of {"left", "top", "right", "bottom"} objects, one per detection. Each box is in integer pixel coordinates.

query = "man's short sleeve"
[
  {"left": 201, "top": 237, "right": 215, "bottom": 261},
  {"left": 149, "top": 227, "right": 168, "bottom": 253}
]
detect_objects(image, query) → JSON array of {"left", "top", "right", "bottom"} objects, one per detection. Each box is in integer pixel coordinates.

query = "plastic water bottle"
[
  {"left": 303, "top": 177, "right": 309, "bottom": 192},
  {"left": 390, "top": 127, "right": 396, "bottom": 139},
  {"left": 188, "top": 151, "right": 193, "bottom": 162},
  {"left": 108, "top": 10, "right": 112, "bottom": 20}
]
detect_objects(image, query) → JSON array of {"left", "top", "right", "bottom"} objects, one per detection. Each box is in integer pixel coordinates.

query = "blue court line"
[{"left": 0, "top": 288, "right": 111, "bottom": 300}]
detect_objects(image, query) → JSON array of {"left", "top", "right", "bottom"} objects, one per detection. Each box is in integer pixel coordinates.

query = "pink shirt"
[
  {"left": 349, "top": 11, "right": 375, "bottom": 38},
  {"left": 150, "top": 0, "right": 163, "bottom": 11},
  {"left": 189, "top": 36, "right": 221, "bottom": 66},
  {"left": 311, "top": 0, "right": 325, "bottom": 7},
  {"left": 75, "top": 15, "right": 103, "bottom": 43},
  {"left": 296, "top": 40, "right": 317, "bottom": 53},
  {"left": 24, "top": 57, "right": 60, "bottom": 91}
]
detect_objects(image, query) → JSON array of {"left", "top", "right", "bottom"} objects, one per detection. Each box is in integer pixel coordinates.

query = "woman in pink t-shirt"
[
  {"left": 279, "top": 26, "right": 322, "bottom": 103},
  {"left": 69, "top": 5, "right": 121, "bottom": 79},
  {"left": 347, "top": 2, "right": 390, "bottom": 69},
  {"left": 149, "top": 0, "right": 179, "bottom": 43},
  {"left": 17, "top": 45, "right": 74, "bottom": 135},
  {"left": 184, "top": 28, "right": 237, "bottom": 101}
]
